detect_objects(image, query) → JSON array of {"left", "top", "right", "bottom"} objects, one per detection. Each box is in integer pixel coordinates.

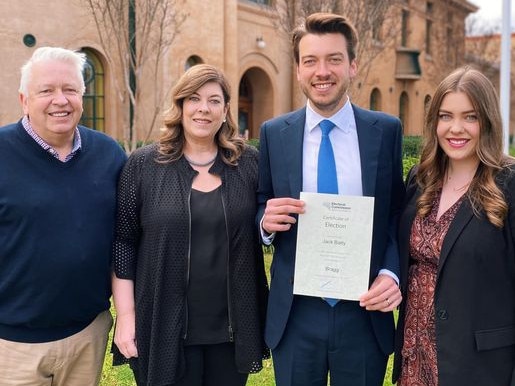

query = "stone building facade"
[
  {"left": 466, "top": 32, "right": 515, "bottom": 137},
  {"left": 0, "top": 0, "right": 478, "bottom": 142}
]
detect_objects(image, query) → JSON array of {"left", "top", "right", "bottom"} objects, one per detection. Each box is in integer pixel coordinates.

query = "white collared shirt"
[
  {"left": 302, "top": 98, "right": 362, "bottom": 195},
  {"left": 22, "top": 115, "right": 81, "bottom": 162}
]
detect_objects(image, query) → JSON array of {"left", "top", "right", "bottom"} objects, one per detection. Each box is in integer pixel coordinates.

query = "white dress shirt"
[{"left": 302, "top": 98, "right": 362, "bottom": 195}]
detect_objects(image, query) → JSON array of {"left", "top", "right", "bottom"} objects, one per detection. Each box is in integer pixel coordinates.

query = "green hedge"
[
  {"left": 248, "top": 136, "right": 422, "bottom": 156},
  {"left": 403, "top": 156, "right": 419, "bottom": 179},
  {"left": 402, "top": 136, "right": 422, "bottom": 158}
]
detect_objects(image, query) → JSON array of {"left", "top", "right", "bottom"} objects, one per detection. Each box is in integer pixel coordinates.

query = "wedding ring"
[{"left": 385, "top": 298, "right": 391, "bottom": 306}]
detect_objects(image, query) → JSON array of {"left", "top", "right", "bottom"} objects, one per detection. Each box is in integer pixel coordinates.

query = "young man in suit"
[{"left": 257, "top": 13, "right": 405, "bottom": 386}]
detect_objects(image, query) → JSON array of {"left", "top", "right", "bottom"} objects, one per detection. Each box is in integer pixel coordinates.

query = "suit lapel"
[
  {"left": 437, "top": 200, "right": 474, "bottom": 276},
  {"left": 353, "top": 105, "right": 381, "bottom": 196},
  {"left": 399, "top": 187, "right": 419, "bottom": 291},
  {"left": 280, "top": 109, "right": 305, "bottom": 198},
  {"left": 402, "top": 184, "right": 474, "bottom": 281}
]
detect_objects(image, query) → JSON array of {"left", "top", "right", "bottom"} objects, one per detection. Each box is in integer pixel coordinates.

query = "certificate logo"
[{"left": 322, "top": 201, "right": 351, "bottom": 212}]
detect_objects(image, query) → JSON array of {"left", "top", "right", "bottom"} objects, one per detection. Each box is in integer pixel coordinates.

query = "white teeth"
[
  {"left": 50, "top": 112, "right": 68, "bottom": 117},
  {"left": 314, "top": 83, "right": 331, "bottom": 90},
  {"left": 449, "top": 139, "right": 467, "bottom": 145}
]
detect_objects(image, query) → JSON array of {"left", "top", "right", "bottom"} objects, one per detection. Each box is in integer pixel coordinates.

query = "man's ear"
[{"left": 20, "top": 92, "right": 29, "bottom": 115}]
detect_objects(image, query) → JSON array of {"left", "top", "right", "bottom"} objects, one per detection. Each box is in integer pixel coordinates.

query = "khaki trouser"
[{"left": 0, "top": 310, "right": 112, "bottom": 386}]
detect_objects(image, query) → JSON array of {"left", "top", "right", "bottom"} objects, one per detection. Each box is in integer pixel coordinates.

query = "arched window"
[
  {"left": 238, "top": 75, "right": 252, "bottom": 139},
  {"left": 370, "top": 88, "right": 382, "bottom": 111},
  {"left": 399, "top": 92, "right": 409, "bottom": 133},
  {"left": 185, "top": 55, "right": 203, "bottom": 71},
  {"left": 80, "top": 49, "right": 105, "bottom": 131},
  {"left": 238, "top": 67, "right": 273, "bottom": 140}
]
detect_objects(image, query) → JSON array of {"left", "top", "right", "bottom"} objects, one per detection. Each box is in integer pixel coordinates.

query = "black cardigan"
[{"left": 112, "top": 143, "right": 269, "bottom": 385}]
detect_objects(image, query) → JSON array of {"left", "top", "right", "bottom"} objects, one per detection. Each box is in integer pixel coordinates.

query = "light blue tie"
[{"left": 317, "top": 119, "right": 339, "bottom": 307}]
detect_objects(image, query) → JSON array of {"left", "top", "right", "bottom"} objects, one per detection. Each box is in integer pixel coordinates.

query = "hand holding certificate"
[{"left": 293, "top": 192, "right": 374, "bottom": 301}]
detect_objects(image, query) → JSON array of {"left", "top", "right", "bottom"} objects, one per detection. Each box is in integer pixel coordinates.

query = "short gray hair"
[{"left": 19, "top": 47, "right": 86, "bottom": 96}]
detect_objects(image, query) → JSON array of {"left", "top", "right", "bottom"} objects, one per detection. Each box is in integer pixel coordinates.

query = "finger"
[
  {"left": 360, "top": 285, "right": 392, "bottom": 304},
  {"left": 380, "top": 295, "right": 401, "bottom": 311},
  {"left": 263, "top": 214, "right": 297, "bottom": 233},
  {"left": 371, "top": 287, "right": 401, "bottom": 306},
  {"left": 367, "top": 293, "right": 402, "bottom": 312},
  {"left": 361, "top": 288, "right": 401, "bottom": 310},
  {"left": 370, "top": 277, "right": 397, "bottom": 293},
  {"left": 120, "top": 343, "right": 137, "bottom": 358},
  {"left": 360, "top": 278, "right": 394, "bottom": 301},
  {"left": 265, "top": 222, "right": 293, "bottom": 233},
  {"left": 267, "top": 197, "right": 304, "bottom": 208},
  {"left": 126, "top": 342, "right": 138, "bottom": 358},
  {"left": 264, "top": 213, "right": 297, "bottom": 224},
  {"left": 265, "top": 205, "right": 304, "bottom": 216}
]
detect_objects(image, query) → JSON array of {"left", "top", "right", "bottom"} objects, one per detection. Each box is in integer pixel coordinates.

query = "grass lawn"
[
  {"left": 100, "top": 253, "right": 396, "bottom": 386},
  {"left": 101, "top": 350, "right": 395, "bottom": 386},
  {"left": 101, "top": 346, "right": 395, "bottom": 386}
]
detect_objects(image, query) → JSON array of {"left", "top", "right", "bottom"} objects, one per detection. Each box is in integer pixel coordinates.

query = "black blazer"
[
  {"left": 393, "top": 166, "right": 515, "bottom": 386},
  {"left": 257, "top": 105, "right": 405, "bottom": 355}
]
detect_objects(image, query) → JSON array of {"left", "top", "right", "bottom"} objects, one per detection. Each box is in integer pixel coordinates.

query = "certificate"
[{"left": 293, "top": 192, "right": 374, "bottom": 301}]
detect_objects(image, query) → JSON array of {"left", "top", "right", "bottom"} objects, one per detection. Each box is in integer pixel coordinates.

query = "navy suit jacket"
[{"left": 257, "top": 105, "right": 405, "bottom": 355}]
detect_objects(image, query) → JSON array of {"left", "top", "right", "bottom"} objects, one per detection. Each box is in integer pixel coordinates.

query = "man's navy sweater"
[{"left": 0, "top": 121, "right": 127, "bottom": 343}]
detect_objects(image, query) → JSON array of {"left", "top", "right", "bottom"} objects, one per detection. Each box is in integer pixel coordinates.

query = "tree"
[
  {"left": 418, "top": 3, "right": 490, "bottom": 85},
  {"left": 465, "top": 14, "right": 500, "bottom": 78},
  {"left": 84, "top": 0, "right": 186, "bottom": 152},
  {"left": 465, "top": 16, "right": 515, "bottom": 145},
  {"left": 466, "top": 13, "right": 501, "bottom": 36},
  {"left": 269, "top": 0, "right": 402, "bottom": 99}
]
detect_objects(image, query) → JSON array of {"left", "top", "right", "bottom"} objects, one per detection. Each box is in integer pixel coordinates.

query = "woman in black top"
[{"left": 111, "top": 64, "right": 269, "bottom": 386}]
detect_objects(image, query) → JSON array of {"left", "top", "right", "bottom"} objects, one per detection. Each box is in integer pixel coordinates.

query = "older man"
[{"left": 0, "top": 47, "right": 126, "bottom": 385}]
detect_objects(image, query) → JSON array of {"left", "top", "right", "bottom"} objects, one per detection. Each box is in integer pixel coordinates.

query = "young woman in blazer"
[{"left": 393, "top": 66, "right": 515, "bottom": 386}]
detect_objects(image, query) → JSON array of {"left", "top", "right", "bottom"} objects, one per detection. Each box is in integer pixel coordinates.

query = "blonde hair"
[
  {"left": 158, "top": 64, "right": 244, "bottom": 165},
  {"left": 417, "top": 66, "right": 514, "bottom": 228}
]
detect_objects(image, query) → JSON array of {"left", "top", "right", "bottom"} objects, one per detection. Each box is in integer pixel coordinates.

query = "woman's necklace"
[
  {"left": 451, "top": 181, "right": 471, "bottom": 192},
  {"left": 184, "top": 153, "right": 217, "bottom": 167},
  {"left": 446, "top": 173, "right": 473, "bottom": 192}
]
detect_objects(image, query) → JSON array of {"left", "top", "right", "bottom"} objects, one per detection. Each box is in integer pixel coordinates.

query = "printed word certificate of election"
[{"left": 293, "top": 192, "right": 374, "bottom": 301}]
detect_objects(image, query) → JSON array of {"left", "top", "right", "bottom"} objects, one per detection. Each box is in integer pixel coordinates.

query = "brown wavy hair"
[
  {"left": 416, "top": 65, "right": 514, "bottom": 228},
  {"left": 158, "top": 64, "right": 245, "bottom": 165},
  {"left": 292, "top": 12, "right": 358, "bottom": 65}
]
